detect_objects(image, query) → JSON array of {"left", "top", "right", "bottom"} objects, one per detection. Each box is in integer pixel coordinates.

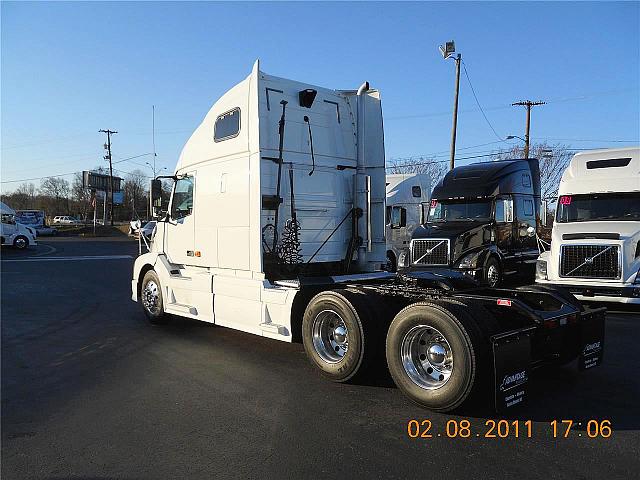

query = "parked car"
[
  {"left": 52, "top": 216, "right": 81, "bottom": 225},
  {"left": 139, "top": 221, "right": 157, "bottom": 241},
  {"left": 35, "top": 225, "right": 58, "bottom": 236}
]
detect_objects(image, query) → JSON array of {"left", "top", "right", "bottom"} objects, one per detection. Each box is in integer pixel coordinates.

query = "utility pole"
[
  {"left": 99, "top": 129, "right": 117, "bottom": 226},
  {"left": 449, "top": 53, "right": 462, "bottom": 171},
  {"left": 511, "top": 101, "right": 545, "bottom": 158},
  {"left": 439, "top": 41, "right": 461, "bottom": 171}
]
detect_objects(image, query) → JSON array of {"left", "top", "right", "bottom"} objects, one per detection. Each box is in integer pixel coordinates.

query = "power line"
[
  {"left": 461, "top": 61, "right": 505, "bottom": 142},
  {"left": 112, "top": 153, "right": 154, "bottom": 164},
  {"left": 1, "top": 171, "right": 80, "bottom": 185},
  {"left": 531, "top": 137, "right": 639, "bottom": 143}
]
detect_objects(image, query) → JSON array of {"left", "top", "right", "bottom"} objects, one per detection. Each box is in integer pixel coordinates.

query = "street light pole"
[{"left": 440, "top": 41, "right": 461, "bottom": 171}]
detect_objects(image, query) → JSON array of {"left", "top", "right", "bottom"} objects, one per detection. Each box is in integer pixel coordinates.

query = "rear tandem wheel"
[{"left": 385, "top": 300, "right": 492, "bottom": 412}]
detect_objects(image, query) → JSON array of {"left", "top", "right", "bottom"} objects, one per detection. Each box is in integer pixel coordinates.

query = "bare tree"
[
  {"left": 5, "top": 182, "right": 37, "bottom": 209},
  {"left": 493, "top": 143, "right": 572, "bottom": 200},
  {"left": 386, "top": 156, "right": 448, "bottom": 189},
  {"left": 123, "top": 169, "right": 148, "bottom": 219},
  {"left": 72, "top": 173, "right": 93, "bottom": 221},
  {"left": 39, "top": 177, "right": 70, "bottom": 214}
]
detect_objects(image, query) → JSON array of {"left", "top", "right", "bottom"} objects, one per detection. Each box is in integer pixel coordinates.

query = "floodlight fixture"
[{"left": 439, "top": 41, "right": 456, "bottom": 59}]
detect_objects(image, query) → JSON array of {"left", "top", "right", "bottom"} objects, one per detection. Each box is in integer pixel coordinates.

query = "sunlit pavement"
[{"left": 2, "top": 238, "right": 638, "bottom": 479}]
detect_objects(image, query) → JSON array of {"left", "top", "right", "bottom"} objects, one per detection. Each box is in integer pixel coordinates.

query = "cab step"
[{"left": 166, "top": 303, "right": 198, "bottom": 315}]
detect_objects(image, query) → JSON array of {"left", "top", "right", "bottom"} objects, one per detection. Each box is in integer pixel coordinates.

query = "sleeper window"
[{"left": 214, "top": 108, "right": 240, "bottom": 141}]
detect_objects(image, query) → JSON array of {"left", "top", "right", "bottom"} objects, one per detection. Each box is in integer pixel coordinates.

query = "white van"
[
  {"left": 1, "top": 201, "right": 37, "bottom": 249},
  {"left": 536, "top": 147, "right": 640, "bottom": 304}
]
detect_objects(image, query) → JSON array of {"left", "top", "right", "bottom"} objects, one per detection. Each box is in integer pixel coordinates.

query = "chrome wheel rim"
[
  {"left": 14, "top": 237, "right": 27, "bottom": 249},
  {"left": 142, "top": 279, "right": 160, "bottom": 314},
  {"left": 401, "top": 325, "right": 453, "bottom": 390},
  {"left": 487, "top": 264, "right": 499, "bottom": 287},
  {"left": 312, "top": 309, "right": 349, "bottom": 363}
]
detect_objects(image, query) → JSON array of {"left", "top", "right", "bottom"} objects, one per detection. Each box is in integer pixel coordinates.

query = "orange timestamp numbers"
[{"left": 407, "top": 419, "right": 612, "bottom": 439}]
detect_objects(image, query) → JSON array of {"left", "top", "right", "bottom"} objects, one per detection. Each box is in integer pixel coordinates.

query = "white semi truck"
[
  {"left": 536, "top": 147, "right": 640, "bottom": 304},
  {"left": 1, "top": 201, "right": 37, "bottom": 249},
  {"left": 132, "top": 62, "right": 605, "bottom": 412},
  {"left": 385, "top": 173, "right": 431, "bottom": 271}
]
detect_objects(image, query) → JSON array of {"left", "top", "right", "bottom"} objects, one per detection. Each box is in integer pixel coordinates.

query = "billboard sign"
[{"left": 83, "top": 171, "right": 122, "bottom": 192}]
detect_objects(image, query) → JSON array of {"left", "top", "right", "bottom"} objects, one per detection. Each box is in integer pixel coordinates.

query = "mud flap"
[
  {"left": 578, "top": 308, "right": 606, "bottom": 370},
  {"left": 491, "top": 327, "right": 536, "bottom": 413}
]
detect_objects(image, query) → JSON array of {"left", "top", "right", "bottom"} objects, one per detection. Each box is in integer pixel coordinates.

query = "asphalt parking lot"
[{"left": 2, "top": 238, "right": 639, "bottom": 479}]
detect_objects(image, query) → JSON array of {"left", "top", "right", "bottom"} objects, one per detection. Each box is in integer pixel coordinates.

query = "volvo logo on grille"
[{"left": 584, "top": 256, "right": 594, "bottom": 264}]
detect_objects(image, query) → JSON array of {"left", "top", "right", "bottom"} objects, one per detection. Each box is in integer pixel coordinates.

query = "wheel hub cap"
[
  {"left": 401, "top": 325, "right": 453, "bottom": 390},
  {"left": 333, "top": 325, "right": 347, "bottom": 345},
  {"left": 427, "top": 343, "right": 447, "bottom": 365},
  {"left": 488, "top": 265, "right": 499, "bottom": 285},
  {"left": 142, "top": 280, "right": 160, "bottom": 314},
  {"left": 312, "top": 310, "right": 349, "bottom": 364}
]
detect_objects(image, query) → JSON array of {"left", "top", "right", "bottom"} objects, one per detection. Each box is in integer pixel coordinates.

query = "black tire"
[
  {"left": 484, "top": 257, "right": 501, "bottom": 287},
  {"left": 386, "top": 301, "right": 488, "bottom": 412},
  {"left": 302, "top": 289, "right": 380, "bottom": 383},
  {"left": 140, "top": 270, "right": 168, "bottom": 324},
  {"left": 385, "top": 251, "right": 397, "bottom": 272},
  {"left": 13, "top": 235, "right": 29, "bottom": 250}
]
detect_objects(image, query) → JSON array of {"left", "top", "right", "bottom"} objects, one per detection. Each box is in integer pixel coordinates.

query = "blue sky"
[{"left": 1, "top": 1, "right": 639, "bottom": 190}]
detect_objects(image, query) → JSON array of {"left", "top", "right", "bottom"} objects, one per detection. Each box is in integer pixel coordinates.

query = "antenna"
[{"left": 152, "top": 105, "right": 156, "bottom": 176}]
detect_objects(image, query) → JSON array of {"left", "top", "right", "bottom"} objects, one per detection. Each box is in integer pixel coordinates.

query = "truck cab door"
[
  {"left": 165, "top": 175, "right": 196, "bottom": 265},
  {"left": 513, "top": 195, "right": 538, "bottom": 273},
  {"left": 494, "top": 196, "right": 517, "bottom": 272}
]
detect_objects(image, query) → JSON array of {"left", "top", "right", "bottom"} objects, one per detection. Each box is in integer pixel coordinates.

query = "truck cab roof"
[
  {"left": 559, "top": 147, "right": 640, "bottom": 196},
  {"left": 432, "top": 158, "right": 540, "bottom": 200}
]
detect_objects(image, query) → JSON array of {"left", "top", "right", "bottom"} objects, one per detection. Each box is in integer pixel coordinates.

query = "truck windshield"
[
  {"left": 428, "top": 199, "right": 492, "bottom": 222},
  {"left": 556, "top": 192, "right": 640, "bottom": 222}
]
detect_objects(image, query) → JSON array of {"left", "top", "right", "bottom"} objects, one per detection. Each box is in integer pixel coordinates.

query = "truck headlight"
[
  {"left": 536, "top": 259, "right": 548, "bottom": 280},
  {"left": 458, "top": 252, "right": 480, "bottom": 269},
  {"left": 398, "top": 250, "right": 409, "bottom": 268}
]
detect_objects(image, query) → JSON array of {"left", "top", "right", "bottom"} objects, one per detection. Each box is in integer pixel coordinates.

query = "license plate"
[{"left": 579, "top": 309, "right": 606, "bottom": 370}]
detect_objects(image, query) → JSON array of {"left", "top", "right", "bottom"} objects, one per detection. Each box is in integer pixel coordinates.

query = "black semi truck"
[{"left": 404, "top": 158, "right": 545, "bottom": 287}]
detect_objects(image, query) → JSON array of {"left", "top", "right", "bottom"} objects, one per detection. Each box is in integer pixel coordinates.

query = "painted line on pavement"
[
  {"left": 33, "top": 244, "right": 57, "bottom": 257},
  {"left": 1, "top": 255, "right": 133, "bottom": 263}
]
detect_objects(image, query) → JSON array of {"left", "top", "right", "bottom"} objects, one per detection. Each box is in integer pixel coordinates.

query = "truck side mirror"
[
  {"left": 505, "top": 199, "right": 514, "bottom": 223},
  {"left": 495, "top": 199, "right": 513, "bottom": 223},
  {"left": 540, "top": 200, "right": 548, "bottom": 226},
  {"left": 390, "top": 207, "right": 407, "bottom": 229},
  {"left": 151, "top": 179, "right": 162, "bottom": 208}
]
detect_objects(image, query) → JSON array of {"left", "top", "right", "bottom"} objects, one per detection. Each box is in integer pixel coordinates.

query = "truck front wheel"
[
  {"left": 386, "top": 302, "right": 486, "bottom": 412},
  {"left": 13, "top": 235, "right": 29, "bottom": 250},
  {"left": 141, "top": 270, "right": 168, "bottom": 324},
  {"left": 302, "top": 289, "right": 379, "bottom": 383},
  {"left": 484, "top": 257, "right": 501, "bottom": 287}
]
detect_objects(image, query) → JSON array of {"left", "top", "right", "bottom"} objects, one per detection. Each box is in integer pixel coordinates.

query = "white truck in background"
[
  {"left": 1, "top": 201, "right": 37, "bottom": 249},
  {"left": 385, "top": 173, "right": 431, "bottom": 271},
  {"left": 131, "top": 61, "right": 606, "bottom": 412},
  {"left": 536, "top": 147, "right": 640, "bottom": 304}
]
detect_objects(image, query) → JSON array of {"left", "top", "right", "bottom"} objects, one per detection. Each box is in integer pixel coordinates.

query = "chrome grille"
[
  {"left": 560, "top": 244, "right": 620, "bottom": 279},
  {"left": 412, "top": 239, "right": 450, "bottom": 266}
]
